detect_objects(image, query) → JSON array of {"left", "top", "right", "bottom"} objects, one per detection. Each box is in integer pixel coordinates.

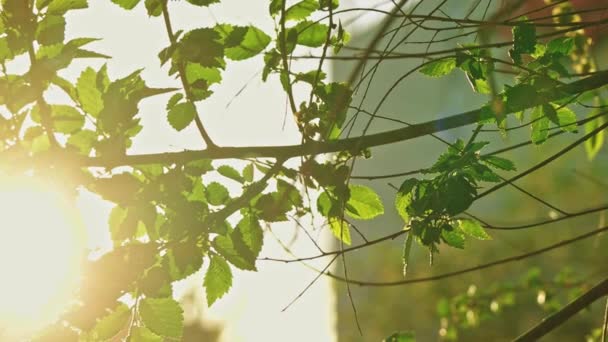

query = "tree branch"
[
  {"left": 513, "top": 277, "right": 608, "bottom": 342},
  {"left": 47, "top": 70, "right": 608, "bottom": 168}
]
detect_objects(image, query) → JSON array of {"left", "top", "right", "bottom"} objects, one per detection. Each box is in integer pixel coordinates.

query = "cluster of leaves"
[
  {"left": 436, "top": 268, "right": 590, "bottom": 341},
  {"left": 266, "top": 0, "right": 352, "bottom": 140},
  {"left": 394, "top": 139, "right": 512, "bottom": 269}
]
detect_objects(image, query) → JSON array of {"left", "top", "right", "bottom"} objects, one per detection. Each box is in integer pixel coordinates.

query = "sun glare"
[{"left": 0, "top": 176, "right": 85, "bottom": 338}]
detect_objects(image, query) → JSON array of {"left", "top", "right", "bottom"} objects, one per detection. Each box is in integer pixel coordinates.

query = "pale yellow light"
[{"left": 0, "top": 176, "right": 85, "bottom": 339}]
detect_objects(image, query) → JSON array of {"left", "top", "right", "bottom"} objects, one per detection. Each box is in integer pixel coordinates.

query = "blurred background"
[{"left": 332, "top": 0, "right": 608, "bottom": 341}]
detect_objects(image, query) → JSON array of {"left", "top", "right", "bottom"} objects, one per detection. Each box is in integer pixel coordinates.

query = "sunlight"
[{"left": 0, "top": 176, "right": 85, "bottom": 338}]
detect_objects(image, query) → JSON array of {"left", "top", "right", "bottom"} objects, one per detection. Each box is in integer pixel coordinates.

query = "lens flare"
[{"left": 0, "top": 176, "right": 85, "bottom": 339}]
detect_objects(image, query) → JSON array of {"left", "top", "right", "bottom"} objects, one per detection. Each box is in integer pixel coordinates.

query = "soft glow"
[{"left": 0, "top": 176, "right": 84, "bottom": 338}]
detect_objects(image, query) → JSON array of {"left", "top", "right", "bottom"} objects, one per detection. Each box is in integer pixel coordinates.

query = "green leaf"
[
  {"left": 504, "top": 84, "right": 537, "bottom": 112},
  {"left": 217, "top": 165, "right": 244, "bottom": 183},
  {"left": 242, "top": 164, "right": 254, "bottom": 182},
  {"left": 215, "top": 25, "right": 271, "bottom": 61},
  {"left": 293, "top": 21, "right": 329, "bottom": 47},
  {"left": 166, "top": 93, "right": 184, "bottom": 111},
  {"left": 186, "top": 0, "right": 220, "bottom": 6},
  {"left": 419, "top": 58, "right": 456, "bottom": 77},
  {"left": 384, "top": 331, "right": 416, "bottom": 342},
  {"left": 584, "top": 111, "right": 605, "bottom": 160},
  {"left": 395, "top": 179, "right": 417, "bottom": 223},
  {"left": 163, "top": 241, "right": 204, "bottom": 281},
  {"left": 110, "top": 0, "right": 141, "bottom": 9},
  {"left": 531, "top": 106, "right": 550, "bottom": 145},
  {"left": 482, "top": 156, "right": 516, "bottom": 171},
  {"left": 91, "top": 304, "right": 131, "bottom": 340},
  {"left": 546, "top": 37, "right": 574, "bottom": 56},
  {"left": 212, "top": 235, "right": 257, "bottom": 271},
  {"left": 50, "top": 105, "right": 85, "bottom": 133},
  {"left": 167, "top": 101, "right": 196, "bottom": 131},
  {"left": 47, "top": 0, "right": 88, "bottom": 15},
  {"left": 269, "top": 0, "right": 281, "bottom": 16},
  {"left": 235, "top": 216, "right": 264, "bottom": 258},
  {"left": 108, "top": 205, "right": 135, "bottom": 243},
  {"left": 441, "top": 228, "right": 465, "bottom": 249},
  {"left": 67, "top": 129, "right": 97, "bottom": 155},
  {"left": 77, "top": 67, "right": 103, "bottom": 117},
  {"left": 458, "top": 219, "right": 491, "bottom": 240},
  {"left": 139, "top": 298, "right": 184, "bottom": 339},
  {"left": 285, "top": 0, "right": 319, "bottom": 21},
  {"left": 205, "top": 182, "right": 229, "bottom": 206},
  {"left": 129, "top": 327, "right": 163, "bottom": 342},
  {"left": 345, "top": 184, "right": 384, "bottom": 220},
  {"left": 144, "top": 0, "right": 163, "bottom": 16},
  {"left": 36, "top": 15, "right": 66, "bottom": 46},
  {"left": 174, "top": 28, "right": 224, "bottom": 68},
  {"left": 329, "top": 218, "right": 351, "bottom": 245},
  {"left": 555, "top": 106, "right": 578, "bottom": 132},
  {"left": 512, "top": 21, "right": 536, "bottom": 55},
  {"left": 204, "top": 255, "right": 233, "bottom": 306}
]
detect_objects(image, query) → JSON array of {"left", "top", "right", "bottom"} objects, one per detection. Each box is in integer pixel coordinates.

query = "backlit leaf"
[
  {"left": 167, "top": 101, "right": 196, "bottom": 131},
  {"left": 204, "top": 255, "right": 232, "bottom": 306},
  {"left": 458, "top": 219, "right": 491, "bottom": 240},
  {"left": 345, "top": 184, "right": 384, "bottom": 220},
  {"left": 139, "top": 298, "right": 183, "bottom": 339},
  {"left": 420, "top": 58, "right": 456, "bottom": 77}
]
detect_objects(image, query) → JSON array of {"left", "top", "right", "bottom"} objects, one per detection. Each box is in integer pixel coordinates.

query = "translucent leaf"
[
  {"left": 129, "top": 327, "right": 162, "bottom": 342},
  {"left": 441, "top": 229, "right": 465, "bottom": 249},
  {"left": 293, "top": 21, "right": 329, "bottom": 47},
  {"left": 212, "top": 235, "right": 257, "bottom": 271},
  {"left": 419, "top": 58, "right": 456, "bottom": 77},
  {"left": 482, "top": 156, "right": 516, "bottom": 171},
  {"left": 215, "top": 25, "right": 271, "bottom": 61},
  {"left": 458, "top": 219, "right": 491, "bottom": 240},
  {"left": 217, "top": 165, "right": 244, "bottom": 183},
  {"left": 555, "top": 106, "right": 577, "bottom": 132},
  {"left": 67, "top": 129, "right": 97, "bottom": 155},
  {"left": 235, "top": 216, "right": 264, "bottom": 258},
  {"left": 584, "top": 111, "right": 605, "bottom": 161},
  {"left": 76, "top": 67, "right": 103, "bottom": 117},
  {"left": 91, "top": 304, "right": 130, "bottom": 340},
  {"left": 186, "top": 0, "right": 220, "bottom": 6},
  {"left": 36, "top": 14, "right": 66, "bottom": 45},
  {"left": 47, "top": 0, "right": 88, "bottom": 15},
  {"left": 329, "top": 218, "right": 351, "bottom": 245},
  {"left": 546, "top": 37, "right": 574, "bottom": 56},
  {"left": 530, "top": 106, "right": 549, "bottom": 145},
  {"left": 242, "top": 164, "right": 254, "bottom": 182},
  {"left": 110, "top": 0, "right": 141, "bottom": 9},
  {"left": 205, "top": 182, "right": 229, "bottom": 206},
  {"left": 345, "top": 184, "right": 384, "bottom": 220},
  {"left": 139, "top": 298, "right": 184, "bottom": 339},
  {"left": 144, "top": 0, "right": 162, "bottom": 16},
  {"left": 163, "top": 241, "right": 204, "bottom": 281},
  {"left": 395, "top": 179, "right": 417, "bottom": 223},
  {"left": 204, "top": 255, "right": 233, "bottom": 306},
  {"left": 50, "top": 105, "right": 85, "bottom": 133},
  {"left": 167, "top": 101, "right": 196, "bottom": 131},
  {"left": 285, "top": 0, "right": 319, "bottom": 21}
]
